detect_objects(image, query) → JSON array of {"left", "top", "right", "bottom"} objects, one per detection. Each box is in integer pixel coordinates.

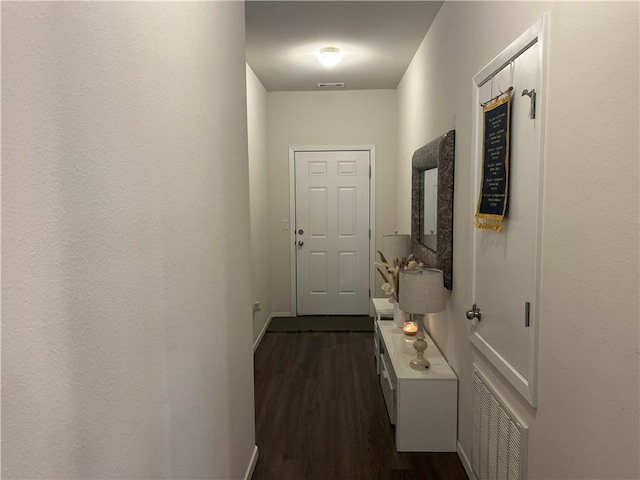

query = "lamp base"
[
  {"left": 410, "top": 356, "right": 430, "bottom": 370},
  {"left": 409, "top": 329, "right": 430, "bottom": 370}
]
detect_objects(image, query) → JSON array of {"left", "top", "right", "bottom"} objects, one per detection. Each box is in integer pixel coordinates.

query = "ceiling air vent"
[{"left": 317, "top": 82, "right": 344, "bottom": 89}]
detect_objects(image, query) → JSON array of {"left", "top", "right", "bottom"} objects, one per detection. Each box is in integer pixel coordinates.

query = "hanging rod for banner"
[{"left": 480, "top": 86, "right": 513, "bottom": 107}]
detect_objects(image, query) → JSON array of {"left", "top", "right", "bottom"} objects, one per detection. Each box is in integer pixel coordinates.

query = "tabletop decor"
[
  {"left": 375, "top": 250, "right": 424, "bottom": 328},
  {"left": 399, "top": 268, "right": 445, "bottom": 370},
  {"left": 475, "top": 88, "right": 512, "bottom": 232},
  {"left": 380, "top": 233, "right": 410, "bottom": 267}
]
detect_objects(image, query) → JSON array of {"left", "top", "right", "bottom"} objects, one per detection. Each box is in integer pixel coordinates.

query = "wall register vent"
[{"left": 472, "top": 364, "right": 528, "bottom": 480}]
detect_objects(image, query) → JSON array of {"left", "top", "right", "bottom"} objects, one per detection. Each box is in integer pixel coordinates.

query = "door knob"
[
  {"left": 298, "top": 240, "right": 304, "bottom": 246},
  {"left": 466, "top": 304, "right": 482, "bottom": 321}
]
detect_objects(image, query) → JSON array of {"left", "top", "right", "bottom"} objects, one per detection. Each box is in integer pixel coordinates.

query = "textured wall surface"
[
  {"left": 2, "top": 2, "right": 256, "bottom": 478},
  {"left": 246, "top": 65, "right": 272, "bottom": 344},
  {"left": 397, "top": 2, "right": 639, "bottom": 479},
  {"left": 267, "top": 90, "right": 398, "bottom": 313}
]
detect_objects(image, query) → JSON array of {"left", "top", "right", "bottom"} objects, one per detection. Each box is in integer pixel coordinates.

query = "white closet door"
[{"left": 470, "top": 19, "right": 547, "bottom": 407}]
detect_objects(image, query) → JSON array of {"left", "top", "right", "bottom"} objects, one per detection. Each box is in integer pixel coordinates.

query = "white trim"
[
  {"left": 288, "top": 145, "right": 376, "bottom": 316},
  {"left": 529, "top": 11, "right": 549, "bottom": 413},
  {"left": 289, "top": 149, "right": 297, "bottom": 315},
  {"left": 457, "top": 441, "right": 475, "bottom": 480},
  {"left": 470, "top": 332, "right": 531, "bottom": 403},
  {"left": 474, "top": 21, "right": 539, "bottom": 87},
  {"left": 470, "top": 15, "right": 548, "bottom": 408},
  {"left": 253, "top": 314, "right": 273, "bottom": 353},
  {"left": 243, "top": 445, "right": 259, "bottom": 480},
  {"left": 253, "top": 312, "right": 296, "bottom": 353},
  {"left": 369, "top": 147, "right": 376, "bottom": 318}
]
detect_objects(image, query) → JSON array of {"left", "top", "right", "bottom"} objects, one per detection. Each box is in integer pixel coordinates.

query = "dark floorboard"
[{"left": 253, "top": 331, "right": 468, "bottom": 480}]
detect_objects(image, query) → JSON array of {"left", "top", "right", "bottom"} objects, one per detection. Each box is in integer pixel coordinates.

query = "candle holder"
[{"left": 402, "top": 318, "right": 418, "bottom": 336}]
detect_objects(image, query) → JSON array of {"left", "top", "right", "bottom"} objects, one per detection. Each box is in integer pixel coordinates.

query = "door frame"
[
  {"left": 289, "top": 145, "right": 376, "bottom": 316},
  {"left": 469, "top": 16, "right": 548, "bottom": 407}
]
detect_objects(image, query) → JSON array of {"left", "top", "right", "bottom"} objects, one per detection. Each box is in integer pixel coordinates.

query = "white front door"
[{"left": 294, "top": 150, "right": 370, "bottom": 315}]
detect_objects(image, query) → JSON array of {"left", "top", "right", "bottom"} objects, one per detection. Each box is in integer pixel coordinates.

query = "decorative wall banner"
[{"left": 475, "top": 88, "right": 512, "bottom": 232}]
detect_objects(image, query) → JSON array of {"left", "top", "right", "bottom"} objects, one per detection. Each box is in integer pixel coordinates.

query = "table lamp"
[
  {"left": 380, "top": 233, "right": 410, "bottom": 264},
  {"left": 399, "top": 268, "right": 445, "bottom": 370}
]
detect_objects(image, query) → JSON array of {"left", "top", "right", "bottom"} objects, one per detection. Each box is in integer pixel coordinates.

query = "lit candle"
[{"left": 402, "top": 321, "right": 418, "bottom": 336}]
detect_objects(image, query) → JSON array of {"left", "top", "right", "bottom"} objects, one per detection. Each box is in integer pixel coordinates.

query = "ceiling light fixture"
[{"left": 318, "top": 47, "right": 342, "bottom": 67}]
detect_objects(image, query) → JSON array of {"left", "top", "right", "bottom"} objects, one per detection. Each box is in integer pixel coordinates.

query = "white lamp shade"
[
  {"left": 380, "top": 234, "right": 410, "bottom": 264},
  {"left": 399, "top": 269, "right": 445, "bottom": 314}
]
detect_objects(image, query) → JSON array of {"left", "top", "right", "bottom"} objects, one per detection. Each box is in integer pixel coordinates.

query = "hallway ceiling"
[{"left": 245, "top": 1, "right": 443, "bottom": 92}]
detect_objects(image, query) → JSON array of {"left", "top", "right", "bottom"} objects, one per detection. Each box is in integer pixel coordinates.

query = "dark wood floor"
[{"left": 252, "top": 331, "right": 468, "bottom": 480}]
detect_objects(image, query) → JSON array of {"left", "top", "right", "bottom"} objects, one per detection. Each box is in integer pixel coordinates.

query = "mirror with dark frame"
[{"left": 410, "top": 130, "right": 455, "bottom": 290}]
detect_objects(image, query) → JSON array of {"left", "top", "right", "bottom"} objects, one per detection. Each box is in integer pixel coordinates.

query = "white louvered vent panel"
[
  {"left": 472, "top": 364, "right": 528, "bottom": 480},
  {"left": 472, "top": 376, "right": 482, "bottom": 476}
]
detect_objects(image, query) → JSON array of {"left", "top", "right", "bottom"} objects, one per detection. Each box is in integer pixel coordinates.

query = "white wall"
[
  {"left": 267, "top": 90, "right": 398, "bottom": 313},
  {"left": 246, "top": 65, "right": 272, "bottom": 344},
  {"left": 397, "top": 2, "right": 639, "bottom": 479},
  {"left": 2, "top": 2, "right": 256, "bottom": 479}
]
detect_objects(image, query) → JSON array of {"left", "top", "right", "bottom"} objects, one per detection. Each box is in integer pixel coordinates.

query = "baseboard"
[
  {"left": 244, "top": 445, "right": 259, "bottom": 480},
  {"left": 457, "top": 441, "right": 475, "bottom": 480},
  {"left": 253, "top": 314, "right": 273, "bottom": 353},
  {"left": 253, "top": 312, "right": 296, "bottom": 352}
]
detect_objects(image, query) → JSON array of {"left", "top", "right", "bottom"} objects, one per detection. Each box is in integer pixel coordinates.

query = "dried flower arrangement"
[{"left": 375, "top": 250, "right": 424, "bottom": 303}]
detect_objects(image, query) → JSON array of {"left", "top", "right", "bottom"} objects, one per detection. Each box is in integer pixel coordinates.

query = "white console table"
[
  {"left": 373, "top": 319, "right": 458, "bottom": 452},
  {"left": 371, "top": 297, "right": 394, "bottom": 321},
  {"left": 371, "top": 298, "right": 394, "bottom": 374}
]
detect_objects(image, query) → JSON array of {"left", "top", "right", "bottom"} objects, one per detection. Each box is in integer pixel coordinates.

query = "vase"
[{"left": 393, "top": 301, "right": 405, "bottom": 328}]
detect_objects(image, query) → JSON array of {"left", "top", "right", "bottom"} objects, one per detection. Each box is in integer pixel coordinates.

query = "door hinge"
[
  {"left": 525, "top": 302, "right": 531, "bottom": 327},
  {"left": 369, "top": 229, "right": 371, "bottom": 239},
  {"left": 369, "top": 288, "right": 371, "bottom": 298},
  {"left": 369, "top": 166, "right": 372, "bottom": 178}
]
